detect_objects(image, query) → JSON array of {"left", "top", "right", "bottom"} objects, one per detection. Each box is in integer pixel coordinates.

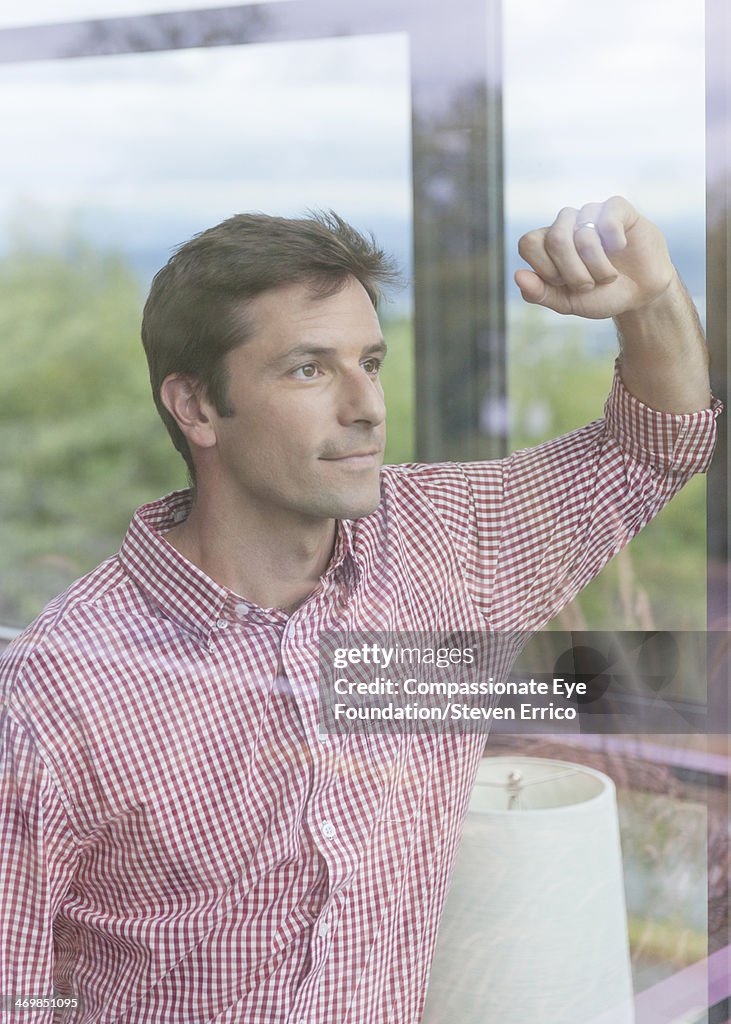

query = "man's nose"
[{"left": 336, "top": 369, "right": 386, "bottom": 426}]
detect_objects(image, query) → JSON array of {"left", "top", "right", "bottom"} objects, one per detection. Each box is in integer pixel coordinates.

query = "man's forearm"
[{"left": 613, "top": 272, "right": 712, "bottom": 413}]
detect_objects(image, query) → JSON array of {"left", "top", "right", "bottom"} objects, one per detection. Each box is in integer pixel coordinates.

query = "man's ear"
[{"left": 159, "top": 374, "right": 218, "bottom": 451}]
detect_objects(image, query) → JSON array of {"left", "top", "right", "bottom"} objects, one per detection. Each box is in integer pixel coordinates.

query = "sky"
[
  {"left": 503, "top": 0, "right": 705, "bottom": 224},
  {"left": 0, "top": 0, "right": 707, "bottom": 302},
  {"left": 0, "top": 26, "right": 412, "bottom": 285},
  {"left": 0, "top": 34, "right": 412, "bottom": 245}
]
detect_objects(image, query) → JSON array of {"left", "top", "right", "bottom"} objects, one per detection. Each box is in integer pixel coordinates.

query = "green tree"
[{"left": 0, "top": 235, "right": 185, "bottom": 625}]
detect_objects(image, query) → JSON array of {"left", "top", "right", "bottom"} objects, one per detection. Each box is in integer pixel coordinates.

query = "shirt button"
[
  {"left": 234, "top": 602, "right": 249, "bottom": 619},
  {"left": 320, "top": 820, "right": 336, "bottom": 840},
  {"left": 216, "top": 618, "right": 229, "bottom": 629},
  {"left": 316, "top": 917, "right": 330, "bottom": 937}
]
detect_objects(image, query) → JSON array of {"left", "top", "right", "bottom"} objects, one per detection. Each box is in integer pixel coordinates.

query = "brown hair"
[{"left": 141, "top": 211, "right": 399, "bottom": 481}]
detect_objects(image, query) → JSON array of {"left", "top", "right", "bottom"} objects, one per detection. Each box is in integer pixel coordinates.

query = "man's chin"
[{"left": 328, "top": 484, "right": 382, "bottom": 522}]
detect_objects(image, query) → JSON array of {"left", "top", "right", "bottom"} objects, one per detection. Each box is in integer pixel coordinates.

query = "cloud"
[
  {"left": 0, "top": 33, "right": 412, "bottom": 246},
  {"left": 504, "top": 0, "right": 705, "bottom": 222},
  {"left": 0, "top": 0, "right": 705, "bottom": 258}
]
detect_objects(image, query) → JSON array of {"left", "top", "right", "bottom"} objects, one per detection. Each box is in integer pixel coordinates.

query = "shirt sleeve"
[
  {"left": 453, "top": 365, "right": 722, "bottom": 630},
  {"left": 0, "top": 707, "right": 80, "bottom": 1023}
]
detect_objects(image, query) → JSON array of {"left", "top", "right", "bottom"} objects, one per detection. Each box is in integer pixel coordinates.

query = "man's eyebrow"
[{"left": 268, "top": 338, "right": 388, "bottom": 367}]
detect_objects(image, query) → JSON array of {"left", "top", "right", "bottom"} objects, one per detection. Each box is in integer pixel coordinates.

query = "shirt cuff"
[{"left": 604, "top": 360, "right": 723, "bottom": 473}]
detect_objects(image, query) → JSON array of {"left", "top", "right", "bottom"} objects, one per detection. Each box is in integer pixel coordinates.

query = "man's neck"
[{"left": 163, "top": 490, "right": 338, "bottom": 613}]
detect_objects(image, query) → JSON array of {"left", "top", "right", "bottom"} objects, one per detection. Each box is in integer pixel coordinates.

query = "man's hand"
[
  {"left": 515, "top": 196, "right": 675, "bottom": 320},
  {"left": 515, "top": 195, "right": 712, "bottom": 413}
]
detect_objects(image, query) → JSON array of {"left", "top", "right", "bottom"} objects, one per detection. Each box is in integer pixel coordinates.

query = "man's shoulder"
[
  {"left": 362, "top": 460, "right": 504, "bottom": 561},
  {"left": 379, "top": 460, "right": 470, "bottom": 497},
  {"left": 0, "top": 553, "right": 137, "bottom": 701},
  {"left": 378, "top": 458, "right": 503, "bottom": 509},
  {"left": 374, "top": 461, "right": 467, "bottom": 521}
]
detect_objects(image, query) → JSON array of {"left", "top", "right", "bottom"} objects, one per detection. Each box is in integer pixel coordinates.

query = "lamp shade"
[{"left": 422, "top": 756, "right": 634, "bottom": 1024}]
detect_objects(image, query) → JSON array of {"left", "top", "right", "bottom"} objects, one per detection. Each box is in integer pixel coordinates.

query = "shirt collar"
[
  {"left": 119, "top": 489, "right": 358, "bottom": 639},
  {"left": 327, "top": 514, "right": 356, "bottom": 576}
]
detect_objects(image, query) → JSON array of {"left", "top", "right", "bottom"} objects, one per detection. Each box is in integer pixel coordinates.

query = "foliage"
[
  {"left": 381, "top": 317, "right": 415, "bottom": 466},
  {"left": 0, "top": 238, "right": 185, "bottom": 624}
]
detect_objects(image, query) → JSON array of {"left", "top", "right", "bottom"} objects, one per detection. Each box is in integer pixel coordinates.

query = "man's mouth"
[{"left": 320, "top": 449, "right": 382, "bottom": 466}]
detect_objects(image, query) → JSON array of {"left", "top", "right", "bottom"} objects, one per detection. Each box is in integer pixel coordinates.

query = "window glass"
[
  {"left": 503, "top": 6, "right": 719, "bottom": 1016},
  {"left": 504, "top": 0, "right": 706, "bottom": 630},
  {"left": 0, "top": 5, "right": 722, "bottom": 1018}
]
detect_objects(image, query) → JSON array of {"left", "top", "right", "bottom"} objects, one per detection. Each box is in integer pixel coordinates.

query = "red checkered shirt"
[{"left": 0, "top": 369, "right": 721, "bottom": 1023}]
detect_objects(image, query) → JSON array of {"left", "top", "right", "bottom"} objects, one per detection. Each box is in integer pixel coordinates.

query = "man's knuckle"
[
  {"left": 574, "top": 237, "right": 596, "bottom": 258},
  {"left": 543, "top": 231, "right": 565, "bottom": 257},
  {"left": 518, "top": 233, "right": 541, "bottom": 259}
]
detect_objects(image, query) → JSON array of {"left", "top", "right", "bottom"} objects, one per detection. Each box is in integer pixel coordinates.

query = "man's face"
[{"left": 204, "top": 275, "right": 387, "bottom": 523}]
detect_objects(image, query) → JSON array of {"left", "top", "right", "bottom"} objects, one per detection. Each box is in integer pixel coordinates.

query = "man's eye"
[
  {"left": 362, "top": 358, "right": 383, "bottom": 375},
  {"left": 292, "top": 364, "right": 320, "bottom": 379}
]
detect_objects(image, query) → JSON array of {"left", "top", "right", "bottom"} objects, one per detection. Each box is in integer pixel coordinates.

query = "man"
[{"left": 0, "top": 198, "right": 720, "bottom": 1023}]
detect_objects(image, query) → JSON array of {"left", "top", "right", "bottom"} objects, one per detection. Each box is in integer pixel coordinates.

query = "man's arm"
[
  {"left": 412, "top": 197, "right": 719, "bottom": 630},
  {"left": 514, "top": 195, "right": 711, "bottom": 412},
  {"left": 0, "top": 707, "right": 79, "bottom": 1022}
]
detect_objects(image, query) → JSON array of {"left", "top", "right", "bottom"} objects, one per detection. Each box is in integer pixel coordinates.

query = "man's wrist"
[
  {"left": 613, "top": 270, "right": 690, "bottom": 336},
  {"left": 613, "top": 272, "right": 711, "bottom": 413}
]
